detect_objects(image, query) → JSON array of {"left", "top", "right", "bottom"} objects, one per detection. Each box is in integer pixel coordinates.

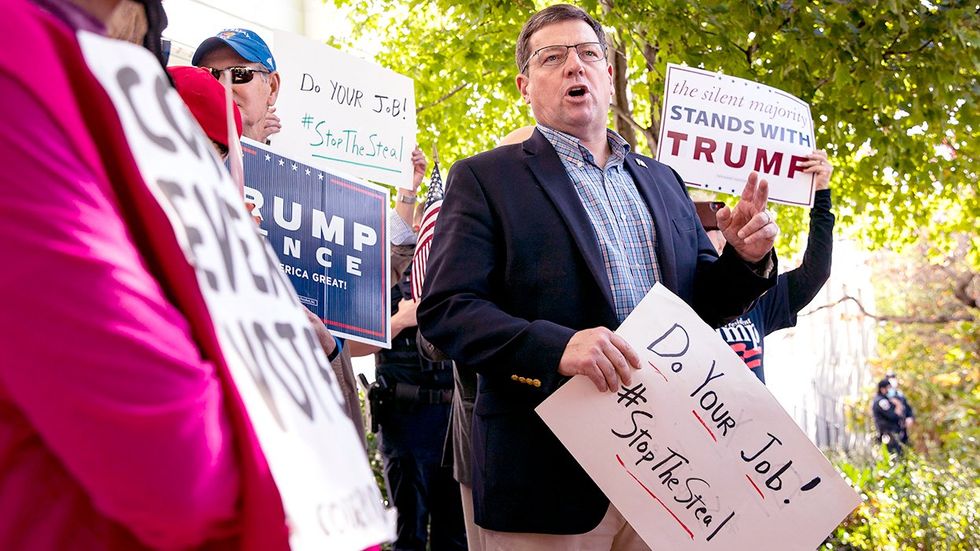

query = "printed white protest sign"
[
  {"left": 272, "top": 30, "right": 417, "bottom": 189},
  {"left": 657, "top": 63, "right": 816, "bottom": 206},
  {"left": 78, "top": 32, "right": 394, "bottom": 550},
  {"left": 241, "top": 140, "right": 392, "bottom": 349},
  {"left": 536, "top": 283, "right": 860, "bottom": 550}
]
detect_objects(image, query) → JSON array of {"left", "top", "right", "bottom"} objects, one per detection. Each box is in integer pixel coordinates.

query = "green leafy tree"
[
  {"left": 322, "top": 3, "right": 979, "bottom": 542},
  {"left": 860, "top": 237, "right": 978, "bottom": 460},
  {"left": 825, "top": 452, "right": 979, "bottom": 550},
  {"left": 325, "top": 0, "right": 977, "bottom": 261}
]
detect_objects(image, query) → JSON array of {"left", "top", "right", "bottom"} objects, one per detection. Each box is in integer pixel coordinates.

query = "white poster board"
[
  {"left": 536, "top": 284, "right": 860, "bottom": 550},
  {"left": 272, "top": 30, "right": 417, "bottom": 189},
  {"left": 656, "top": 63, "right": 816, "bottom": 207},
  {"left": 79, "top": 33, "right": 394, "bottom": 550}
]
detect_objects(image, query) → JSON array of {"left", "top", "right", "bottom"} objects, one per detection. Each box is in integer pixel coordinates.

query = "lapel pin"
[{"left": 635, "top": 158, "right": 647, "bottom": 168}]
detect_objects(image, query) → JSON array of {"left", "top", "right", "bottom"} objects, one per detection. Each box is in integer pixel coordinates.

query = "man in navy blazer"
[{"left": 417, "top": 4, "right": 779, "bottom": 549}]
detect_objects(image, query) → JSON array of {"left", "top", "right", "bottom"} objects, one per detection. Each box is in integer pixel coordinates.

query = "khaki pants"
[
  {"left": 478, "top": 503, "right": 650, "bottom": 551},
  {"left": 460, "top": 484, "right": 484, "bottom": 551}
]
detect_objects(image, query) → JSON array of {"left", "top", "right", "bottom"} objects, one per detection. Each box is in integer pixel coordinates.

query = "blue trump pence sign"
[{"left": 242, "top": 140, "right": 390, "bottom": 347}]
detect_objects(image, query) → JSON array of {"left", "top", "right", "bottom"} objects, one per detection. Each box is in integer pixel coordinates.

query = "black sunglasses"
[{"left": 204, "top": 66, "right": 270, "bottom": 85}]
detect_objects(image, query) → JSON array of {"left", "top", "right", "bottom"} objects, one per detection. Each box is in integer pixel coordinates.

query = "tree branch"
[
  {"left": 801, "top": 295, "right": 976, "bottom": 324},
  {"left": 630, "top": 31, "right": 657, "bottom": 72},
  {"left": 812, "top": 76, "right": 832, "bottom": 92},
  {"left": 610, "top": 104, "right": 647, "bottom": 136},
  {"left": 644, "top": 42, "right": 661, "bottom": 150},
  {"left": 940, "top": 267, "right": 978, "bottom": 309},
  {"left": 884, "top": 38, "right": 935, "bottom": 58},
  {"left": 609, "top": 34, "right": 636, "bottom": 147},
  {"left": 418, "top": 70, "right": 492, "bottom": 113}
]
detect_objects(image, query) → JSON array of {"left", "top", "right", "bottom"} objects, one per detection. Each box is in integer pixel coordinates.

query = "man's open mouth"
[{"left": 567, "top": 86, "right": 587, "bottom": 97}]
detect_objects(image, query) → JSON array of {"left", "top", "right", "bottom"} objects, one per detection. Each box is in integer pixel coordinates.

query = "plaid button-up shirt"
[{"left": 538, "top": 125, "right": 662, "bottom": 322}]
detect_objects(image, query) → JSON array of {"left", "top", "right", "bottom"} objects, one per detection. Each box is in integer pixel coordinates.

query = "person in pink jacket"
[{"left": 0, "top": 0, "right": 290, "bottom": 548}]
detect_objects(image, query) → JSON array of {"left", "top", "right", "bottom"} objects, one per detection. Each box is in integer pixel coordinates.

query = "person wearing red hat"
[{"left": 167, "top": 65, "right": 243, "bottom": 160}]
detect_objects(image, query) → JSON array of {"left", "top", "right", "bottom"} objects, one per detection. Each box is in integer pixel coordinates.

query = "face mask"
[{"left": 886, "top": 388, "right": 897, "bottom": 398}]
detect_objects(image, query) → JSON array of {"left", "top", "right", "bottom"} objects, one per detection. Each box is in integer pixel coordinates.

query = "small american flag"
[{"left": 410, "top": 159, "right": 444, "bottom": 300}]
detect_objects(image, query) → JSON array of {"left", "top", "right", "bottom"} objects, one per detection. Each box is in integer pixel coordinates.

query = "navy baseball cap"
[{"left": 192, "top": 28, "right": 276, "bottom": 72}]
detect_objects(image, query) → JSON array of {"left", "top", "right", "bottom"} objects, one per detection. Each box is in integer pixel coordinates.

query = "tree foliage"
[
  {"left": 325, "top": 3, "right": 980, "bottom": 541},
  {"left": 861, "top": 237, "right": 979, "bottom": 458},
  {"left": 325, "top": 0, "right": 977, "bottom": 259}
]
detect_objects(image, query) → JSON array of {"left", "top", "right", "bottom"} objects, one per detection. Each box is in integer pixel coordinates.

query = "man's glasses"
[
  {"left": 204, "top": 66, "right": 269, "bottom": 85},
  {"left": 522, "top": 42, "right": 606, "bottom": 73}
]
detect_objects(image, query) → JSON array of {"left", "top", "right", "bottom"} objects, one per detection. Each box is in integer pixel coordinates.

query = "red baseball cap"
[{"left": 167, "top": 66, "right": 243, "bottom": 148}]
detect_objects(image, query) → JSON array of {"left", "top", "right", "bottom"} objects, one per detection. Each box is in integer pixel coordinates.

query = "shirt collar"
[{"left": 537, "top": 125, "right": 631, "bottom": 168}]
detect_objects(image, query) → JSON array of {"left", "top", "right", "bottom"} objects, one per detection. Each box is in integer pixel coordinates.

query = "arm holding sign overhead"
[
  {"left": 784, "top": 151, "right": 835, "bottom": 314},
  {"left": 747, "top": 150, "right": 835, "bottom": 336},
  {"left": 391, "top": 147, "right": 427, "bottom": 234}
]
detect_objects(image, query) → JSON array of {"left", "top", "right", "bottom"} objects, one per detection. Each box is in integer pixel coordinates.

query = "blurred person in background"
[
  {"left": 352, "top": 147, "right": 466, "bottom": 551},
  {"left": 193, "top": 28, "right": 281, "bottom": 144},
  {"left": 887, "top": 372, "right": 915, "bottom": 446},
  {"left": 872, "top": 378, "right": 907, "bottom": 456}
]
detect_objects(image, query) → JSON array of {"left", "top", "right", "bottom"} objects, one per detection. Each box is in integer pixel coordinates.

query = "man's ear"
[
  {"left": 516, "top": 73, "right": 530, "bottom": 104},
  {"left": 268, "top": 72, "right": 281, "bottom": 105}
]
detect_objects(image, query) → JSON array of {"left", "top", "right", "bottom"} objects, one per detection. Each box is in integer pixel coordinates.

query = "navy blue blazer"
[{"left": 417, "top": 129, "right": 775, "bottom": 534}]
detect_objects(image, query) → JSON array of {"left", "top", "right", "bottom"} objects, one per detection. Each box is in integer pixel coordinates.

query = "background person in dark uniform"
[
  {"left": 378, "top": 261, "right": 466, "bottom": 551},
  {"left": 872, "top": 378, "right": 907, "bottom": 455},
  {"left": 350, "top": 149, "right": 465, "bottom": 551},
  {"left": 887, "top": 372, "right": 915, "bottom": 446}
]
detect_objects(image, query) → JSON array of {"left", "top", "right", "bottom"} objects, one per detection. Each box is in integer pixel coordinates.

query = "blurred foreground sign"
[
  {"left": 80, "top": 32, "right": 394, "bottom": 551},
  {"left": 537, "top": 283, "right": 860, "bottom": 550}
]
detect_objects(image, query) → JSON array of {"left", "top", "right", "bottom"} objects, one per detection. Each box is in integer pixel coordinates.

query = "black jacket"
[{"left": 417, "top": 129, "right": 775, "bottom": 534}]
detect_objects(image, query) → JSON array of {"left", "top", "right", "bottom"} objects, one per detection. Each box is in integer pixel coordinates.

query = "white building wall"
[
  {"left": 765, "top": 238, "right": 877, "bottom": 452},
  {"left": 162, "top": 0, "right": 349, "bottom": 66}
]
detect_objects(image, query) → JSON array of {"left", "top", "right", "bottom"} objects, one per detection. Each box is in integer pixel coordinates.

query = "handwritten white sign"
[
  {"left": 272, "top": 30, "right": 417, "bottom": 189},
  {"left": 656, "top": 63, "right": 816, "bottom": 207},
  {"left": 79, "top": 32, "right": 394, "bottom": 550},
  {"left": 536, "top": 283, "right": 860, "bottom": 550}
]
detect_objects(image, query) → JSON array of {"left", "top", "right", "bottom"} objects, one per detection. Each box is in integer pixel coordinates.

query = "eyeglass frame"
[
  {"left": 202, "top": 66, "right": 271, "bottom": 85},
  {"left": 520, "top": 41, "right": 606, "bottom": 74}
]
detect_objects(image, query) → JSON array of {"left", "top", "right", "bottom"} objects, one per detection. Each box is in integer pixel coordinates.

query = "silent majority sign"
[
  {"left": 537, "top": 284, "right": 860, "bottom": 550},
  {"left": 657, "top": 63, "right": 817, "bottom": 207}
]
